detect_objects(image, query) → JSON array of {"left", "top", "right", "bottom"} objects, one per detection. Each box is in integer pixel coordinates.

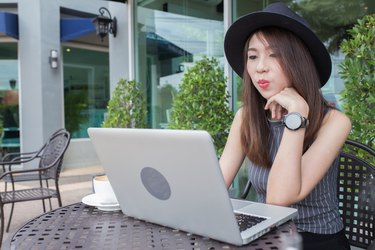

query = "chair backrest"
[
  {"left": 35, "top": 128, "right": 68, "bottom": 156},
  {"left": 39, "top": 129, "right": 71, "bottom": 180},
  {"left": 337, "top": 139, "right": 374, "bottom": 249}
]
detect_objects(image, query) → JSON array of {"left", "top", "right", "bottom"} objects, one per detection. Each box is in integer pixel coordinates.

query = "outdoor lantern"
[{"left": 92, "top": 7, "right": 117, "bottom": 42}]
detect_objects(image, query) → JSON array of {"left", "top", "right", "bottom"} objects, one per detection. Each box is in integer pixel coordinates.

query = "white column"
[
  {"left": 18, "top": 0, "right": 63, "bottom": 166},
  {"left": 109, "top": 1, "right": 129, "bottom": 92}
]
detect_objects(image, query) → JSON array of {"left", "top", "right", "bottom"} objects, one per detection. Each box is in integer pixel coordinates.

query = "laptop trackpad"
[{"left": 231, "top": 199, "right": 253, "bottom": 210}]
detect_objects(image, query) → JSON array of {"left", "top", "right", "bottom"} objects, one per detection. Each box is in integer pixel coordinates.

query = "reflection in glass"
[
  {"left": 135, "top": 1, "right": 224, "bottom": 128},
  {"left": 63, "top": 47, "right": 110, "bottom": 138},
  {"left": 0, "top": 43, "right": 19, "bottom": 155}
]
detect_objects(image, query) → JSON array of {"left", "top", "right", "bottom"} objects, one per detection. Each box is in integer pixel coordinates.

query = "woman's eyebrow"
[
  {"left": 247, "top": 46, "right": 272, "bottom": 52},
  {"left": 247, "top": 48, "right": 257, "bottom": 52}
]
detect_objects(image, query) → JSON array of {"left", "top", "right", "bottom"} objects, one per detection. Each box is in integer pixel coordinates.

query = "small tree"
[
  {"left": 339, "top": 14, "right": 374, "bottom": 147},
  {"left": 102, "top": 79, "right": 147, "bottom": 128},
  {"left": 168, "top": 57, "right": 234, "bottom": 155}
]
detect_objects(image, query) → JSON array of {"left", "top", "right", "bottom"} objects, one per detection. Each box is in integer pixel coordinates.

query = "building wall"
[{"left": 0, "top": 0, "right": 129, "bottom": 169}]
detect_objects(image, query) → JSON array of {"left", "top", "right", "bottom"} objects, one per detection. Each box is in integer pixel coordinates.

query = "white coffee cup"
[{"left": 93, "top": 175, "right": 118, "bottom": 205}]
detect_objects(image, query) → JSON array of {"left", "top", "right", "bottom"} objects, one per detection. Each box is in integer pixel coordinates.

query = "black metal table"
[{"left": 4, "top": 202, "right": 296, "bottom": 249}]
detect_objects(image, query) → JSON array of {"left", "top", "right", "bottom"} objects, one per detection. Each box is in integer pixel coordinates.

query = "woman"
[{"left": 220, "top": 3, "right": 351, "bottom": 250}]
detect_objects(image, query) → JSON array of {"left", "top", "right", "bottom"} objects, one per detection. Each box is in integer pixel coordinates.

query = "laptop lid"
[{"left": 88, "top": 128, "right": 297, "bottom": 246}]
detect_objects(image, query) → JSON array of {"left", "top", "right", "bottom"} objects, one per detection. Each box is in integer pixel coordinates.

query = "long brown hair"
[{"left": 240, "top": 27, "right": 327, "bottom": 168}]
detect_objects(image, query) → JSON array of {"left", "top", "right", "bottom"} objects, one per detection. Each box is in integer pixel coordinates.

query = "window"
[
  {"left": 0, "top": 42, "right": 19, "bottom": 154},
  {"left": 63, "top": 46, "right": 110, "bottom": 138},
  {"left": 135, "top": 0, "right": 224, "bottom": 128}
]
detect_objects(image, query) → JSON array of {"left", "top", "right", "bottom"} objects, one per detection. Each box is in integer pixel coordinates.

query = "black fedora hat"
[{"left": 224, "top": 2, "right": 331, "bottom": 87}]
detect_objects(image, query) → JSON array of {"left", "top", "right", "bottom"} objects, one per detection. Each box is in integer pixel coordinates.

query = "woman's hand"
[{"left": 264, "top": 88, "right": 309, "bottom": 118}]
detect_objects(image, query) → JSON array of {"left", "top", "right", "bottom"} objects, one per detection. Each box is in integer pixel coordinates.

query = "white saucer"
[{"left": 82, "top": 194, "right": 121, "bottom": 211}]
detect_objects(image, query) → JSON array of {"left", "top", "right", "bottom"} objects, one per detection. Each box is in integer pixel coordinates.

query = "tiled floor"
[{"left": 1, "top": 165, "right": 104, "bottom": 246}]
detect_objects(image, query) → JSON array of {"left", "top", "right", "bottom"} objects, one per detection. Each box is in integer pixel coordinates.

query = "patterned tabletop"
[{"left": 4, "top": 202, "right": 296, "bottom": 250}]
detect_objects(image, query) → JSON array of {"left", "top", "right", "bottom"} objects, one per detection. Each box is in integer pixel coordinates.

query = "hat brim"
[{"left": 224, "top": 12, "right": 331, "bottom": 87}]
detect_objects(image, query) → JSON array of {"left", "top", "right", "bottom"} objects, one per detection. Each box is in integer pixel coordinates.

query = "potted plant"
[
  {"left": 168, "top": 57, "right": 234, "bottom": 155},
  {"left": 102, "top": 79, "right": 147, "bottom": 128}
]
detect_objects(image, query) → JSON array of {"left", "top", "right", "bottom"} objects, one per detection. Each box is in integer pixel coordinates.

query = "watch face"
[{"left": 285, "top": 113, "right": 302, "bottom": 130}]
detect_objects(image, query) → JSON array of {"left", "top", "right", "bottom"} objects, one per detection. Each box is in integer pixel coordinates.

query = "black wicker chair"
[
  {"left": 0, "top": 129, "right": 71, "bottom": 246},
  {"left": 1, "top": 128, "right": 66, "bottom": 169},
  {"left": 239, "top": 177, "right": 252, "bottom": 200},
  {"left": 239, "top": 139, "right": 374, "bottom": 249},
  {"left": 1, "top": 129, "right": 66, "bottom": 193},
  {"left": 338, "top": 139, "right": 374, "bottom": 249}
]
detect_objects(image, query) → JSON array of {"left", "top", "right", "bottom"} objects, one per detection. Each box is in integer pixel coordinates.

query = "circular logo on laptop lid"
[{"left": 140, "top": 167, "right": 171, "bottom": 200}]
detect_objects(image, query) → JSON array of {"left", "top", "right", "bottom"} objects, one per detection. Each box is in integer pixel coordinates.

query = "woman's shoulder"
[
  {"left": 229, "top": 107, "right": 245, "bottom": 130},
  {"left": 324, "top": 108, "right": 351, "bottom": 123},
  {"left": 321, "top": 108, "right": 352, "bottom": 133},
  {"left": 234, "top": 107, "right": 244, "bottom": 119}
]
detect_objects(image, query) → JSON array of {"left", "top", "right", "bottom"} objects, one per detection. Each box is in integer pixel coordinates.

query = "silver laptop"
[{"left": 88, "top": 127, "right": 297, "bottom": 246}]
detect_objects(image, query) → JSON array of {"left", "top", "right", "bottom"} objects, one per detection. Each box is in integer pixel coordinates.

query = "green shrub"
[
  {"left": 102, "top": 79, "right": 147, "bottom": 128},
  {"left": 339, "top": 14, "right": 374, "bottom": 147},
  {"left": 168, "top": 57, "right": 234, "bottom": 155}
]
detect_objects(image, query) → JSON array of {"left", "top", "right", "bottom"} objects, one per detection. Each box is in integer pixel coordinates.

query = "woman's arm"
[
  {"left": 266, "top": 109, "right": 351, "bottom": 206},
  {"left": 219, "top": 108, "right": 246, "bottom": 189}
]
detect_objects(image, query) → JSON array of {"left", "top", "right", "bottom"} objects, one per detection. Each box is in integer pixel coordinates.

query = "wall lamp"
[
  {"left": 92, "top": 7, "right": 117, "bottom": 42},
  {"left": 49, "top": 49, "right": 58, "bottom": 69}
]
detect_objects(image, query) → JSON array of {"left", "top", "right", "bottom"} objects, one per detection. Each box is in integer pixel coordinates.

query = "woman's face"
[{"left": 246, "top": 32, "right": 292, "bottom": 100}]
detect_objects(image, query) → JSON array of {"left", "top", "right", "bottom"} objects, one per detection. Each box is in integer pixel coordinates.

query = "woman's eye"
[
  {"left": 270, "top": 52, "right": 279, "bottom": 58},
  {"left": 248, "top": 55, "right": 257, "bottom": 60}
]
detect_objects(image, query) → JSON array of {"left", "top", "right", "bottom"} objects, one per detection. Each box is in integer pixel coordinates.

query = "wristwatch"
[{"left": 282, "top": 112, "right": 309, "bottom": 131}]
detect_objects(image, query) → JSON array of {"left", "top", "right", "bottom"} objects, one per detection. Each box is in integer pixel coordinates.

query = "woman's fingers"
[
  {"left": 275, "top": 103, "right": 283, "bottom": 120},
  {"left": 267, "top": 102, "right": 284, "bottom": 120}
]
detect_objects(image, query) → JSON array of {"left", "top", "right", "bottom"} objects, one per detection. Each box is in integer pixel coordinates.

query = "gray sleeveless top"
[{"left": 248, "top": 119, "right": 343, "bottom": 234}]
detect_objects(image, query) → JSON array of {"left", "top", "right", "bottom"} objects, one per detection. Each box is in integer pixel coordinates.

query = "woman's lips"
[{"left": 258, "top": 80, "right": 269, "bottom": 89}]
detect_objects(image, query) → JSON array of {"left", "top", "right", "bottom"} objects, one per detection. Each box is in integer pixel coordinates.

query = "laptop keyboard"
[{"left": 235, "top": 213, "right": 266, "bottom": 232}]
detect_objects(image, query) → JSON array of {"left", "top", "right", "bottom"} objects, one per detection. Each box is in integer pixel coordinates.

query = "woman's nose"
[{"left": 256, "top": 57, "right": 268, "bottom": 73}]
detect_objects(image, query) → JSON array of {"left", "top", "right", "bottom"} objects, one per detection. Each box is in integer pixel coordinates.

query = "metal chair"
[
  {"left": 1, "top": 128, "right": 66, "bottom": 187},
  {"left": 0, "top": 129, "right": 67, "bottom": 213},
  {"left": 239, "top": 176, "right": 252, "bottom": 200},
  {"left": 239, "top": 139, "right": 374, "bottom": 249},
  {"left": 338, "top": 139, "right": 374, "bottom": 249},
  {"left": 0, "top": 129, "right": 71, "bottom": 247}
]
